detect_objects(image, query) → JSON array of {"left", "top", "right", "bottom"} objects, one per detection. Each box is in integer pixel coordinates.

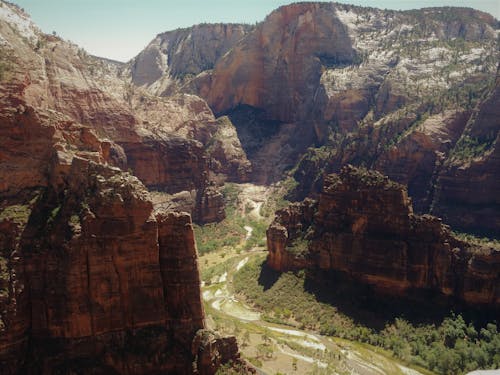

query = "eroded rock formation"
[
  {"left": 267, "top": 166, "right": 500, "bottom": 309},
  {"left": 432, "top": 69, "right": 500, "bottom": 236},
  {"left": 0, "top": 155, "right": 241, "bottom": 374},
  {"left": 0, "top": 3, "right": 244, "bottom": 373},
  {"left": 129, "top": 23, "right": 252, "bottom": 94},
  {"left": 125, "top": 3, "right": 499, "bottom": 234}
]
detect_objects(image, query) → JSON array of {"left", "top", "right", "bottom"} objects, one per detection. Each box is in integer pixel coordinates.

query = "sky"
[{"left": 10, "top": 0, "right": 500, "bottom": 62}]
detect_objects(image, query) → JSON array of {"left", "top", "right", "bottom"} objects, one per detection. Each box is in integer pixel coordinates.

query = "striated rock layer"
[
  {"left": 432, "top": 69, "right": 500, "bottom": 236},
  {"left": 267, "top": 166, "right": 500, "bottom": 309},
  {"left": 0, "top": 3, "right": 244, "bottom": 372},
  {"left": 0, "top": 1, "right": 235, "bottom": 223},
  {"left": 1, "top": 155, "right": 242, "bottom": 374}
]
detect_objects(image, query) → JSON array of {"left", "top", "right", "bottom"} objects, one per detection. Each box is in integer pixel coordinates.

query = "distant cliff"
[{"left": 129, "top": 2, "right": 499, "bottom": 235}]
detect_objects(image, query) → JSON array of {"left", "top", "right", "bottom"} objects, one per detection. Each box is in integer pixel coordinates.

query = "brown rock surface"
[
  {"left": 0, "top": 154, "right": 240, "bottom": 374},
  {"left": 129, "top": 23, "right": 252, "bottom": 94},
  {"left": 375, "top": 110, "right": 469, "bottom": 212},
  {"left": 0, "top": 206, "right": 31, "bottom": 375},
  {"left": 0, "top": 1, "right": 235, "bottom": 222},
  {"left": 124, "top": 2, "right": 498, "bottom": 233},
  {"left": 207, "top": 116, "right": 252, "bottom": 181},
  {"left": 432, "top": 69, "right": 500, "bottom": 236},
  {"left": 267, "top": 166, "right": 500, "bottom": 309},
  {"left": 192, "top": 330, "right": 253, "bottom": 375},
  {"left": 0, "top": 3, "right": 242, "bottom": 373},
  {"left": 204, "top": 3, "right": 356, "bottom": 122}
]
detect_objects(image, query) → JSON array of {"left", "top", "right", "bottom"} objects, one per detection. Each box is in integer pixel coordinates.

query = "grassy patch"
[
  {"left": 201, "top": 256, "right": 239, "bottom": 284},
  {"left": 194, "top": 182, "right": 280, "bottom": 255},
  {"left": 0, "top": 204, "right": 31, "bottom": 224},
  {"left": 194, "top": 184, "right": 247, "bottom": 255},
  {"left": 449, "top": 136, "right": 494, "bottom": 162}
]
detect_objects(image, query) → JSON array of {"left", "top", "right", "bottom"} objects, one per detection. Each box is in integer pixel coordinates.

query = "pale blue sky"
[{"left": 10, "top": 0, "right": 500, "bottom": 62}]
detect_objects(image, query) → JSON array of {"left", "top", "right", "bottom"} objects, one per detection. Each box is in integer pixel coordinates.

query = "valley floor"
[{"left": 198, "top": 183, "right": 431, "bottom": 375}]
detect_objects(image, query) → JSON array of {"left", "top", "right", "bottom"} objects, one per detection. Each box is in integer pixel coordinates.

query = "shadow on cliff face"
[
  {"left": 303, "top": 270, "right": 499, "bottom": 330},
  {"left": 224, "top": 105, "right": 315, "bottom": 185},
  {"left": 225, "top": 105, "right": 282, "bottom": 159}
]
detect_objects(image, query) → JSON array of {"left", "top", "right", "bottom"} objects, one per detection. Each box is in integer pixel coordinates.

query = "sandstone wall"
[{"left": 267, "top": 166, "right": 500, "bottom": 309}]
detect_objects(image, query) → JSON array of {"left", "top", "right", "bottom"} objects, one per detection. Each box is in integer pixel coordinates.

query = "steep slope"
[
  {"left": 189, "top": 3, "right": 497, "bottom": 125},
  {"left": 0, "top": 0, "right": 247, "bottom": 222},
  {"left": 127, "top": 4, "right": 498, "bottom": 232},
  {"left": 128, "top": 23, "right": 253, "bottom": 95},
  {"left": 204, "top": 3, "right": 356, "bottom": 122},
  {"left": 0, "top": 2, "right": 247, "bottom": 373},
  {"left": 195, "top": 3, "right": 497, "bottom": 234},
  {"left": 432, "top": 69, "right": 500, "bottom": 236},
  {"left": 267, "top": 166, "right": 500, "bottom": 309}
]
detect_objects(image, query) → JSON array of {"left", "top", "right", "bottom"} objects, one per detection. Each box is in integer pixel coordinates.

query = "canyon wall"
[
  {"left": 268, "top": 166, "right": 500, "bottom": 309},
  {"left": 125, "top": 2, "right": 499, "bottom": 235},
  {"left": 129, "top": 23, "right": 253, "bottom": 94},
  {"left": 0, "top": 3, "right": 244, "bottom": 373},
  {"left": 432, "top": 69, "right": 500, "bottom": 236},
  {"left": 1, "top": 152, "right": 241, "bottom": 374}
]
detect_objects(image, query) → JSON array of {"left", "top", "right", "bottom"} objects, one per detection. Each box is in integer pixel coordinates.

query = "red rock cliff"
[
  {"left": 0, "top": 4, "right": 239, "bottom": 371},
  {"left": 267, "top": 166, "right": 500, "bottom": 309},
  {"left": 1, "top": 155, "right": 241, "bottom": 374}
]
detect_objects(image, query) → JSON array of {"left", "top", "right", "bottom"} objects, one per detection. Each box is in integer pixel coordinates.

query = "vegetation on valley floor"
[
  {"left": 194, "top": 182, "right": 291, "bottom": 255},
  {"left": 234, "top": 256, "right": 500, "bottom": 375}
]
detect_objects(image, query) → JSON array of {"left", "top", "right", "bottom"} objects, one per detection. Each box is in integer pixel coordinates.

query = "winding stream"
[{"left": 200, "top": 183, "right": 427, "bottom": 374}]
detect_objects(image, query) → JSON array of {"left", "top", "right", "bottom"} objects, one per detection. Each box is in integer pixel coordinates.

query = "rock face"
[
  {"left": 0, "top": 0, "right": 240, "bottom": 222},
  {"left": 203, "top": 3, "right": 356, "bottom": 122},
  {"left": 23, "top": 159, "right": 181, "bottom": 373},
  {"left": 206, "top": 116, "right": 252, "bottom": 181},
  {"left": 129, "top": 23, "right": 253, "bottom": 95},
  {"left": 375, "top": 110, "right": 470, "bottom": 212},
  {"left": 125, "top": 2, "right": 499, "bottom": 234},
  {"left": 0, "top": 3, "right": 243, "bottom": 373},
  {"left": 180, "top": 3, "right": 498, "bottom": 125},
  {"left": 192, "top": 330, "right": 253, "bottom": 375},
  {"left": 1, "top": 155, "right": 241, "bottom": 374},
  {"left": 267, "top": 166, "right": 500, "bottom": 309},
  {"left": 432, "top": 70, "right": 500, "bottom": 236}
]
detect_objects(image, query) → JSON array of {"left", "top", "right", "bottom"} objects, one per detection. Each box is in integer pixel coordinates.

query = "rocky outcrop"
[
  {"left": 207, "top": 116, "right": 252, "bottom": 181},
  {"left": 192, "top": 330, "right": 254, "bottom": 375},
  {"left": 375, "top": 110, "right": 470, "bottom": 212},
  {"left": 0, "top": 203, "right": 31, "bottom": 375},
  {"left": 203, "top": 3, "right": 356, "bottom": 122},
  {"left": 129, "top": 23, "right": 252, "bottom": 95},
  {"left": 124, "top": 2, "right": 498, "bottom": 232},
  {"left": 267, "top": 199, "right": 317, "bottom": 271},
  {"left": 129, "top": 93, "right": 251, "bottom": 184},
  {"left": 0, "top": 1, "right": 235, "bottom": 222},
  {"left": 0, "top": 3, "right": 242, "bottom": 372},
  {"left": 185, "top": 4, "right": 497, "bottom": 126},
  {"left": 432, "top": 69, "right": 500, "bottom": 236},
  {"left": 267, "top": 166, "right": 500, "bottom": 309},
  {"left": 0, "top": 155, "right": 241, "bottom": 374}
]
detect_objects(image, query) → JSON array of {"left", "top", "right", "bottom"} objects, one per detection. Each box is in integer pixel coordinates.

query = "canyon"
[
  {"left": 132, "top": 2, "right": 499, "bottom": 236},
  {"left": 0, "top": 0, "right": 499, "bottom": 374}
]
